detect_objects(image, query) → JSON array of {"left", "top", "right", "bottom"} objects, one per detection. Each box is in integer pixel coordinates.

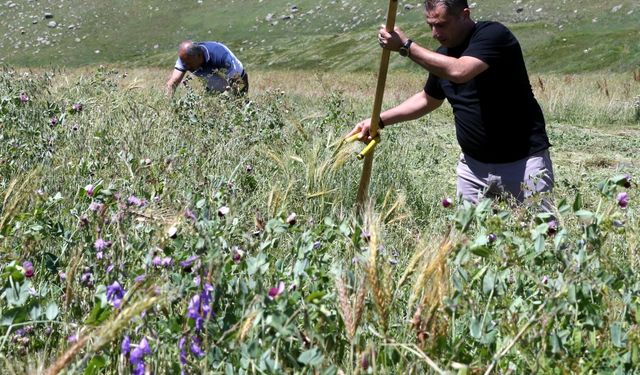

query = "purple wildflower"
[
  {"left": 121, "top": 335, "right": 131, "bottom": 356},
  {"left": 190, "top": 336, "right": 206, "bottom": 357},
  {"left": 161, "top": 257, "right": 173, "bottom": 267},
  {"left": 68, "top": 334, "right": 78, "bottom": 343},
  {"left": 59, "top": 271, "right": 66, "bottom": 280},
  {"left": 50, "top": 116, "right": 59, "bottom": 127},
  {"left": 106, "top": 281, "right": 126, "bottom": 308},
  {"left": 84, "top": 184, "right": 95, "bottom": 197},
  {"left": 134, "top": 274, "right": 146, "bottom": 283},
  {"left": 442, "top": 197, "right": 453, "bottom": 208},
  {"left": 187, "top": 294, "right": 201, "bottom": 320},
  {"left": 132, "top": 362, "right": 145, "bottom": 375},
  {"left": 547, "top": 220, "right": 558, "bottom": 236},
  {"left": 152, "top": 256, "right": 162, "bottom": 267},
  {"left": 617, "top": 192, "right": 629, "bottom": 208},
  {"left": 127, "top": 195, "right": 146, "bottom": 207},
  {"left": 80, "top": 270, "right": 93, "bottom": 287},
  {"left": 180, "top": 255, "right": 199, "bottom": 269},
  {"left": 19, "top": 92, "right": 29, "bottom": 103},
  {"left": 186, "top": 284, "right": 215, "bottom": 331},
  {"left": 268, "top": 281, "right": 285, "bottom": 300},
  {"left": 94, "top": 238, "right": 109, "bottom": 251},
  {"left": 129, "top": 337, "right": 152, "bottom": 365},
  {"left": 179, "top": 336, "right": 188, "bottom": 365},
  {"left": 96, "top": 251, "right": 104, "bottom": 260},
  {"left": 487, "top": 233, "right": 497, "bottom": 243},
  {"left": 152, "top": 256, "right": 172, "bottom": 268},
  {"left": 89, "top": 201, "right": 103, "bottom": 212},
  {"left": 71, "top": 103, "right": 83, "bottom": 112},
  {"left": 361, "top": 352, "right": 369, "bottom": 370},
  {"left": 106, "top": 264, "right": 114, "bottom": 273},
  {"left": 22, "top": 261, "right": 34, "bottom": 278},
  {"left": 232, "top": 248, "right": 244, "bottom": 264},
  {"left": 184, "top": 208, "right": 197, "bottom": 222}
]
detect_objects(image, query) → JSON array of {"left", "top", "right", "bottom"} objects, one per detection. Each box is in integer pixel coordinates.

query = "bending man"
[{"left": 166, "top": 40, "right": 248, "bottom": 96}]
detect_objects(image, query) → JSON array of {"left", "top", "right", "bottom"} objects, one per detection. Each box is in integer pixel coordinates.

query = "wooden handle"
[{"left": 356, "top": 0, "right": 398, "bottom": 210}]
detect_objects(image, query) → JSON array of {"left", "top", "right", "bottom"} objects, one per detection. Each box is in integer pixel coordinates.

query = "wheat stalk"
[
  {"left": 364, "top": 212, "right": 392, "bottom": 334},
  {"left": 238, "top": 311, "right": 258, "bottom": 342}
]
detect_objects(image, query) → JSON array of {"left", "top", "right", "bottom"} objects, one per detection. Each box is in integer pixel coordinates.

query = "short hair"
[
  {"left": 184, "top": 44, "right": 202, "bottom": 58},
  {"left": 179, "top": 40, "right": 203, "bottom": 58},
  {"left": 424, "top": 0, "right": 469, "bottom": 15}
]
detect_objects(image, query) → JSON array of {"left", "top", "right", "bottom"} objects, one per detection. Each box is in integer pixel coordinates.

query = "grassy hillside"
[{"left": 0, "top": 0, "right": 638, "bottom": 73}]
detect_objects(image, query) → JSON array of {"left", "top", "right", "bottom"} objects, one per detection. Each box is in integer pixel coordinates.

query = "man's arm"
[
  {"left": 166, "top": 69, "right": 186, "bottom": 97},
  {"left": 406, "top": 43, "right": 487, "bottom": 84},
  {"left": 380, "top": 27, "right": 488, "bottom": 84},
  {"left": 348, "top": 91, "right": 444, "bottom": 141}
]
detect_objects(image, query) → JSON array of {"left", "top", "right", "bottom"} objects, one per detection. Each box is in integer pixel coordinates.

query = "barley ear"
[{"left": 335, "top": 275, "right": 355, "bottom": 341}]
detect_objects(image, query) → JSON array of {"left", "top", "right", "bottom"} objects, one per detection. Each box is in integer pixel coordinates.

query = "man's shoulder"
[
  {"left": 198, "top": 41, "right": 226, "bottom": 49},
  {"left": 474, "top": 21, "right": 512, "bottom": 36}
]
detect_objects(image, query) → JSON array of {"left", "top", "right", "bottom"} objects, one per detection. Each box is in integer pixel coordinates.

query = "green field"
[
  {"left": 1, "top": 0, "right": 639, "bottom": 72},
  {"left": 2, "top": 0, "right": 640, "bottom": 374}
]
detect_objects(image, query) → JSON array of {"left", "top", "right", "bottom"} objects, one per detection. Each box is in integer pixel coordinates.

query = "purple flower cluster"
[
  {"left": 152, "top": 256, "right": 173, "bottom": 268},
  {"left": 128, "top": 337, "right": 152, "bottom": 375},
  {"left": 127, "top": 195, "right": 147, "bottom": 208},
  {"left": 19, "top": 92, "right": 29, "bottom": 103},
  {"left": 180, "top": 255, "right": 199, "bottom": 269},
  {"left": 186, "top": 283, "right": 214, "bottom": 331},
  {"left": 80, "top": 268, "right": 94, "bottom": 287},
  {"left": 71, "top": 103, "right": 83, "bottom": 112},
  {"left": 106, "top": 281, "right": 126, "bottom": 308},
  {"left": 94, "top": 238, "right": 112, "bottom": 251},
  {"left": 179, "top": 334, "right": 206, "bottom": 368},
  {"left": 184, "top": 208, "right": 197, "bottom": 223}
]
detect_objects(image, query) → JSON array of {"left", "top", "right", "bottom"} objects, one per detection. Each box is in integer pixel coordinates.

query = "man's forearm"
[
  {"left": 406, "top": 42, "right": 487, "bottom": 84},
  {"left": 381, "top": 91, "right": 441, "bottom": 126}
]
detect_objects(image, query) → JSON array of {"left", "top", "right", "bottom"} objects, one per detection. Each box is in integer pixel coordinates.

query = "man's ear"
[{"left": 458, "top": 7, "right": 471, "bottom": 21}]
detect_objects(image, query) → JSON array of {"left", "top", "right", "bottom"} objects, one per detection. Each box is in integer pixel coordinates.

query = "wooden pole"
[{"left": 356, "top": 0, "right": 399, "bottom": 211}]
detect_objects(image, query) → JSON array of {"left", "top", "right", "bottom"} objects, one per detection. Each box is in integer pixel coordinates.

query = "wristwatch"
[{"left": 399, "top": 39, "right": 413, "bottom": 57}]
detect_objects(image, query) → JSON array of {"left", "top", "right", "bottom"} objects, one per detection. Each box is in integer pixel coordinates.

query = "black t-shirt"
[{"left": 424, "top": 21, "right": 550, "bottom": 163}]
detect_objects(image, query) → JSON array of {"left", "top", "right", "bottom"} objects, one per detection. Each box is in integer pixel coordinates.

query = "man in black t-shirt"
[{"left": 348, "top": 0, "right": 554, "bottom": 206}]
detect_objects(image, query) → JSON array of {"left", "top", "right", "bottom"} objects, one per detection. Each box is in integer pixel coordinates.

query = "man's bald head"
[{"left": 178, "top": 40, "right": 204, "bottom": 71}]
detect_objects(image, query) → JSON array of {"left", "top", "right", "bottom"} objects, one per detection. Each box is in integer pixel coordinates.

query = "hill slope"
[{"left": 0, "top": 0, "right": 638, "bottom": 73}]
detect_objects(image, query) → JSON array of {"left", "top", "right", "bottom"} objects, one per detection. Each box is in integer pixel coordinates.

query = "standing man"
[
  {"left": 348, "top": 0, "right": 554, "bottom": 206},
  {"left": 166, "top": 40, "right": 248, "bottom": 96}
]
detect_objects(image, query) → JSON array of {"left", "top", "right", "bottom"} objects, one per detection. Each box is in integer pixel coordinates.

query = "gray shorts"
[{"left": 456, "top": 149, "right": 554, "bottom": 204}]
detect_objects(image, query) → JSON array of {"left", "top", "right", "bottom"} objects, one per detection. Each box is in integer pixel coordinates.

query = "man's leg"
[
  {"left": 205, "top": 75, "right": 228, "bottom": 93},
  {"left": 500, "top": 149, "right": 555, "bottom": 210},
  {"left": 456, "top": 153, "right": 490, "bottom": 204}
]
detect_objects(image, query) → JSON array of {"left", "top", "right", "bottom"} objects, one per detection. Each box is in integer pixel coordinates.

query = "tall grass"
[{"left": 0, "top": 66, "right": 639, "bottom": 373}]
